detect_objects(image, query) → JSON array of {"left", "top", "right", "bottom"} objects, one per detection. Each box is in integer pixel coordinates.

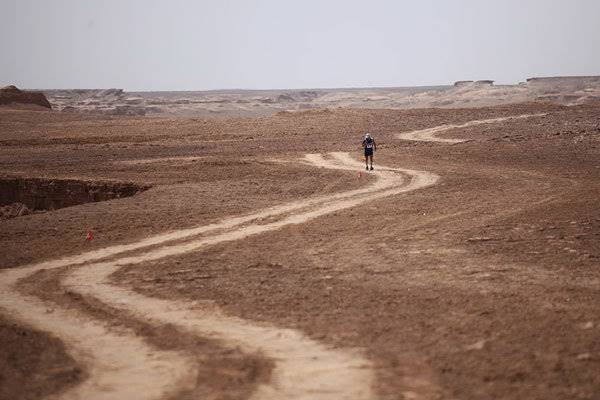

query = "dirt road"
[
  {"left": 396, "top": 113, "right": 547, "bottom": 143},
  {"left": 1, "top": 150, "right": 437, "bottom": 399},
  {"left": 1, "top": 104, "right": 599, "bottom": 400}
]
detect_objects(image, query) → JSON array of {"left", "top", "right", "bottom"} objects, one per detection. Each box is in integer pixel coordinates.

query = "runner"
[{"left": 362, "top": 133, "right": 376, "bottom": 170}]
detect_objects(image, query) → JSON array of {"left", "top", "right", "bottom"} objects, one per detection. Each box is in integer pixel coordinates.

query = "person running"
[{"left": 362, "top": 133, "right": 377, "bottom": 170}]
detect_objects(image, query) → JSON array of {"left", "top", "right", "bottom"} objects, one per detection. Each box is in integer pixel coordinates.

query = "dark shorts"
[{"left": 364, "top": 147, "right": 374, "bottom": 157}]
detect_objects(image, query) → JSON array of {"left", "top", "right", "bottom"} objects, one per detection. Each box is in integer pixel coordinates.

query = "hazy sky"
[{"left": 2, "top": 0, "right": 599, "bottom": 90}]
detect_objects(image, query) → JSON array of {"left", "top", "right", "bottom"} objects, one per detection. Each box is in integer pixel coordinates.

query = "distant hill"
[{"left": 0, "top": 85, "right": 51, "bottom": 109}]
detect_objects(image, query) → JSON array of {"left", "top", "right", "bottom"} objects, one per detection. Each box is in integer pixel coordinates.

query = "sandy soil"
[
  {"left": 1, "top": 102, "right": 599, "bottom": 399},
  {"left": 0, "top": 316, "right": 83, "bottom": 400}
]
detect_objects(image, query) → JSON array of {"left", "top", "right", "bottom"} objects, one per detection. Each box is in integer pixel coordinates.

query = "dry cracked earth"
[{"left": 1, "top": 102, "right": 600, "bottom": 400}]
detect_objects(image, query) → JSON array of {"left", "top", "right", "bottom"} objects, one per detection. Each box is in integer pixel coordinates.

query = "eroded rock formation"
[{"left": 0, "top": 85, "right": 52, "bottom": 108}]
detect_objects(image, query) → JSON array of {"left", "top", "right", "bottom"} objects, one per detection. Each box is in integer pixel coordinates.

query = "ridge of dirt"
[{"left": 0, "top": 176, "right": 149, "bottom": 219}]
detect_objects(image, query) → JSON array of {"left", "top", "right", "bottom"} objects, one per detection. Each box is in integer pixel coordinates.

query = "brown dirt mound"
[{"left": 0, "top": 85, "right": 51, "bottom": 109}]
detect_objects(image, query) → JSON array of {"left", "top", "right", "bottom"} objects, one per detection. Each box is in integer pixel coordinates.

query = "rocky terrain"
[
  {"left": 0, "top": 85, "right": 51, "bottom": 109},
  {"left": 1, "top": 101, "right": 599, "bottom": 400},
  {"left": 35, "top": 75, "right": 600, "bottom": 117}
]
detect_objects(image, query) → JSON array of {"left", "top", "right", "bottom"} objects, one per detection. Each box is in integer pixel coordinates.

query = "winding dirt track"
[
  {"left": 0, "top": 152, "right": 436, "bottom": 400},
  {"left": 396, "top": 113, "right": 546, "bottom": 143},
  {"left": 1, "top": 114, "right": 540, "bottom": 399}
]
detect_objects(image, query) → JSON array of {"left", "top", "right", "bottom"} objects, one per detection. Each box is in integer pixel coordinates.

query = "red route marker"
[{"left": 86, "top": 230, "right": 94, "bottom": 241}]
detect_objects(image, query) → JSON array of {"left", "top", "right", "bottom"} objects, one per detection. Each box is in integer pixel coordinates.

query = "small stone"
[
  {"left": 577, "top": 353, "right": 592, "bottom": 361},
  {"left": 402, "top": 391, "right": 419, "bottom": 400},
  {"left": 467, "top": 237, "right": 493, "bottom": 242},
  {"left": 465, "top": 340, "right": 486, "bottom": 350},
  {"left": 580, "top": 321, "right": 594, "bottom": 330}
]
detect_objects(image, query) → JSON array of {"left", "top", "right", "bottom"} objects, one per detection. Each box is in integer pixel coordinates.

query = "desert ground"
[
  {"left": 1, "top": 83, "right": 600, "bottom": 400},
  {"left": 42, "top": 76, "right": 600, "bottom": 117}
]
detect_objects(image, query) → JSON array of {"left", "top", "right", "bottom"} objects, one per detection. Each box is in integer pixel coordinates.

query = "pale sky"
[{"left": 1, "top": 0, "right": 599, "bottom": 91}]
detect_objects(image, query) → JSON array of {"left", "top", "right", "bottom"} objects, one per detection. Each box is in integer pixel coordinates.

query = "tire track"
[
  {"left": 396, "top": 113, "right": 546, "bottom": 143},
  {"left": 0, "top": 267, "right": 198, "bottom": 400},
  {"left": 1, "top": 152, "right": 437, "bottom": 399},
  {"left": 0, "top": 115, "right": 552, "bottom": 399}
]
